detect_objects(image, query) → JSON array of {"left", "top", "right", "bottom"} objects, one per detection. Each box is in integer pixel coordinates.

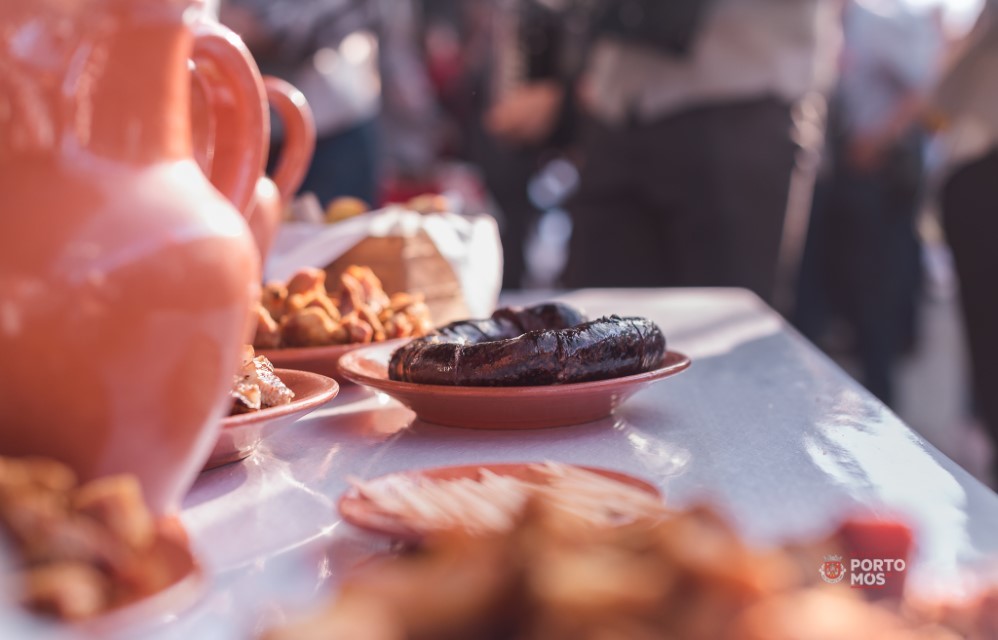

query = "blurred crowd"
[{"left": 217, "top": 0, "right": 998, "bottom": 481}]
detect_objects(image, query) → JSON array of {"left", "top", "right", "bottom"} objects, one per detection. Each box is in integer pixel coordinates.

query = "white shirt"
[
  {"left": 934, "top": 1, "right": 998, "bottom": 170},
  {"left": 581, "top": 0, "right": 842, "bottom": 125},
  {"left": 839, "top": 1, "right": 944, "bottom": 136}
]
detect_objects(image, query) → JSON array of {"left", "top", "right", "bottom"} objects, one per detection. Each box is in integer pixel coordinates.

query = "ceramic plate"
[
  {"left": 338, "top": 462, "right": 661, "bottom": 541},
  {"left": 337, "top": 344, "right": 691, "bottom": 429},
  {"left": 257, "top": 338, "right": 408, "bottom": 382},
  {"left": 205, "top": 369, "right": 339, "bottom": 470}
]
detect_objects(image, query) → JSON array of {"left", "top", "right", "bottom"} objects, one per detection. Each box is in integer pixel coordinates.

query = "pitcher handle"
[
  {"left": 263, "top": 76, "right": 316, "bottom": 200},
  {"left": 189, "top": 62, "right": 217, "bottom": 179},
  {"left": 190, "top": 22, "right": 268, "bottom": 216}
]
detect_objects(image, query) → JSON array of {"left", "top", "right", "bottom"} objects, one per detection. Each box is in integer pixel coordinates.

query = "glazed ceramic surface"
[
  {"left": 190, "top": 18, "right": 268, "bottom": 217},
  {"left": 338, "top": 462, "right": 661, "bottom": 541},
  {"left": 205, "top": 369, "right": 339, "bottom": 470},
  {"left": 190, "top": 30, "right": 316, "bottom": 262},
  {"left": 338, "top": 344, "right": 692, "bottom": 429},
  {"left": 0, "top": 0, "right": 261, "bottom": 513},
  {"left": 249, "top": 77, "right": 315, "bottom": 262}
]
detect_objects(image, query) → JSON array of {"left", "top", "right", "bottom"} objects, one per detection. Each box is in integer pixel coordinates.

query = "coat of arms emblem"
[{"left": 819, "top": 554, "right": 846, "bottom": 584}]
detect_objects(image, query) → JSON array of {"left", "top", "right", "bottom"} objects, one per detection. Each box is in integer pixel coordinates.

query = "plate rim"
[
  {"left": 221, "top": 368, "right": 339, "bottom": 429},
  {"left": 256, "top": 336, "right": 412, "bottom": 360},
  {"left": 338, "top": 461, "right": 662, "bottom": 540}
]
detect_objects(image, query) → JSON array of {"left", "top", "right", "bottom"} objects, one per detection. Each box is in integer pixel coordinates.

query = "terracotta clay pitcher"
[
  {"left": 0, "top": 0, "right": 263, "bottom": 514},
  {"left": 190, "top": 24, "right": 316, "bottom": 263},
  {"left": 253, "top": 76, "right": 317, "bottom": 261}
]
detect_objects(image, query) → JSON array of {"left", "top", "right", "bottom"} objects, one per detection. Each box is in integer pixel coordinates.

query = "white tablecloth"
[{"left": 38, "top": 288, "right": 998, "bottom": 639}]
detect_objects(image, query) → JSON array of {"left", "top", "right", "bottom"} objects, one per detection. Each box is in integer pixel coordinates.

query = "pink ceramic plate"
[
  {"left": 258, "top": 338, "right": 409, "bottom": 382},
  {"left": 338, "top": 462, "right": 661, "bottom": 541},
  {"left": 337, "top": 344, "right": 691, "bottom": 429},
  {"left": 205, "top": 369, "right": 339, "bottom": 470}
]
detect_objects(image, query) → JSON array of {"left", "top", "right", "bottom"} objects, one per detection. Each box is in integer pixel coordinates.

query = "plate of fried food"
[
  {"left": 269, "top": 493, "right": 960, "bottom": 640},
  {"left": 337, "top": 302, "right": 691, "bottom": 429},
  {"left": 0, "top": 456, "right": 202, "bottom": 634},
  {"left": 252, "top": 265, "right": 433, "bottom": 380},
  {"left": 338, "top": 461, "right": 664, "bottom": 541},
  {"left": 205, "top": 347, "right": 339, "bottom": 470}
]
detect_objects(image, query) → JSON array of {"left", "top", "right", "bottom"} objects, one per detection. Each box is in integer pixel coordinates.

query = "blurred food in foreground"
[
  {"left": 0, "top": 457, "right": 193, "bottom": 621},
  {"left": 265, "top": 497, "right": 960, "bottom": 640},
  {"left": 230, "top": 346, "right": 295, "bottom": 415},
  {"left": 253, "top": 266, "right": 433, "bottom": 349}
]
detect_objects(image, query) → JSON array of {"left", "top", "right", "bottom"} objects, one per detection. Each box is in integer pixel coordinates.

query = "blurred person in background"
[
  {"left": 221, "top": 0, "right": 438, "bottom": 208},
  {"left": 795, "top": 0, "right": 944, "bottom": 406},
  {"left": 424, "top": 0, "right": 570, "bottom": 289},
  {"left": 933, "top": 0, "right": 998, "bottom": 478},
  {"left": 487, "top": 0, "right": 841, "bottom": 302}
]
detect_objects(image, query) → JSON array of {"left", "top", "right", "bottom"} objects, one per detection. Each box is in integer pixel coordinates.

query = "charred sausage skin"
[{"left": 388, "top": 303, "right": 666, "bottom": 386}]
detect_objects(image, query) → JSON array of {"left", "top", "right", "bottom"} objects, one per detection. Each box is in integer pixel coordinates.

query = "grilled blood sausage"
[{"left": 388, "top": 303, "right": 666, "bottom": 386}]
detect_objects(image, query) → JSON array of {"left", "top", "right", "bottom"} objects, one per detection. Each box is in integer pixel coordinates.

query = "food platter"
[
  {"left": 338, "top": 462, "right": 662, "bottom": 541},
  {"left": 205, "top": 369, "right": 339, "bottom": 469},
  {"left": 257, "top": 339, "right": 408, "bottom": 382},
  {"left": 338, "top": 343, "right": 692, "bottom": 429}
]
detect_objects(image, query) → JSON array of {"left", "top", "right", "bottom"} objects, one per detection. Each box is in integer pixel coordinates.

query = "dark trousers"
[
  {"left": 297, "top": 118, "right": 379, "bottom": 208},
  {"left": 942, "top": 149, "right": 998, "bottom": 457},
  {"left": 795, "top": 138, "right": 924, "bottom": 406},
  {"left": 564, "top": 97, "right": 798, "bottom": 302},
  {"left": 469, "top": 123, "right": 542, "bottom": 291}
]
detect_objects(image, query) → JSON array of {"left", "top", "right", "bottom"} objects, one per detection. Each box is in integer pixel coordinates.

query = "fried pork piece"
[
  {"left": 263, "top": 500, "right": 955, "bottom": 640},
  {"left": 357, "top": 305, "right": 387, "bottom": 342},
  {"left": 306, "top": 294, "right": 342, "bottom": 323},
  {"left": 284, "top": 268, "right": 337, "bottom": 319},
  {"left": 281, "top": 307, "right": 342, "bottom": 347},
  {"left": 0, "top": 456, "right": 76, "bottom": 494},
  {"left": 261, "top": 282, "right": 289, "bottom": 321},
  {"left": 380, "top": 293, "right": 433, "bottom": 339},
  {"left": 231, "top": 347, "right": 264, "bottom": 412},
  {"left": 72, "top": 476, "right": 154, "bottom": 552},
  {"left": 0, "top": 456, "right": 172, "bottom": 621},
  {"left": 263, "top": 530, "right": 516, "bottom": 640},
  {"left": 231, "top": 347, "right": 295, "bottom": 413},
  {"left": 916, "top": 590, "right": 998, "bottom": 640},
  {"left": 335, "top": 266, "right": 390, "bottom": 316},
  {"left": 265, "top": 596, "right": 402, "bottom": 640},
  {"left": 253, "top": 304, "right": 282, "bottom": 350},
  {"left": 729, "top": 590, "right": 958, "bottom": 640},
  {"left": 382, "top": 312, "right": 413, "bottom": 340},
  {"left": 255, "top": 265, "right": 433, "bottom": 348},
  {"left": 287, "top": 267, "right": 327, "bottom": 297},
  {"left": 254, "top": 355, "right": 295, "bottom": 407},
  {"left": 340, "top": 312, "right": 375, "bottom": 344},
  {"left": 19, "top": 562, "right": 111, "bottom": 621},
  {"left": 0, "top": 489, "right": 117, "bottom": 568}
]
